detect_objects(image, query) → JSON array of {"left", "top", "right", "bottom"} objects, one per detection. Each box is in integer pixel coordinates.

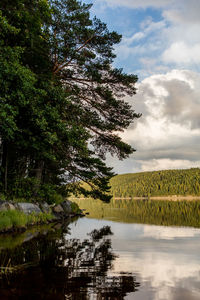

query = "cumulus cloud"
[
  {"left": 108, "top": 69, "right": 200, "bottom": 173},
  {"left": 136, "top": 70, "right": 200, "bottom": 129}
]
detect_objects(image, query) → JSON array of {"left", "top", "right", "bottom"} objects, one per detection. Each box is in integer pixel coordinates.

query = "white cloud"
[
  {"left": 123, "top": 32, "right": 145, "bottom": 44},
  {"left": 96, "top": 0, "right": 175, "bottom": 9},
  {"left": 163, "top": 0, "right": 200, "bottom": 25},
  {"left": 108, "top": 69, "right": 200, "bottom": 173},
  {"left": 162, "top": 42, "right": 200, "bottom": 65},
  {"left": 114, "top": 19, "right": 166, "bottom": 61},
  {"left": 138, "top": 159, "right": 200, "bottom": 172}
]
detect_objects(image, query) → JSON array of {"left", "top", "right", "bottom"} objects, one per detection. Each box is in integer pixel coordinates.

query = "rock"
[
  {"left": 17, "top": 203, "right": 42, "bottom": 215},
  {"left": 0, "top": 201, "right": 6, "bottom": 211},
  {"left": 60, "top": 200, "right": 72, "bottom": 214},
  {"left": 39, "top": 202, "right": 51, "bottom": 213},
  {"left": 52, "top": 204, "right": 64, "bottom": 214},
  {"left": 51, "top": 204, "right": 65, "bottom": 220},
  {"left": 7, "top": 203, "right": 16, "bottom": 210},
  {"left": 0, "top": 201, "right": 16, "bottom": 211}
]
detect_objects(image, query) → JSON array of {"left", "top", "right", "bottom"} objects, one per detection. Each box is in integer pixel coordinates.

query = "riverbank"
[{"left": 0, "top": 200, "right": 84, "bottom": 234}]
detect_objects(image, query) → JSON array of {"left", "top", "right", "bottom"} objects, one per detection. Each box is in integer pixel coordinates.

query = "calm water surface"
[{"left": 0, "top": 199, "right": 200, "bottom": 299}]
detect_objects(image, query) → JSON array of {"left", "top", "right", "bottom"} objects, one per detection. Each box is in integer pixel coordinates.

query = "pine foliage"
[
  {"left": 110, "top": 168, "right": 200, "bottom": 197},
  {"left": 0, "top": 0, "right": 139, "bottom": 202}
]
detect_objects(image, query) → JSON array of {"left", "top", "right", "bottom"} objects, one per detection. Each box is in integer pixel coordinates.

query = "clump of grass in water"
[
  {"left": 0, "top": 210, "right": 54, "bottom": 231},
  {"left": 0, "top": 258, "right": 12, "bottom": 278},
  {"left": 0, "top": 258, "right": 36, "bottom": 279}
]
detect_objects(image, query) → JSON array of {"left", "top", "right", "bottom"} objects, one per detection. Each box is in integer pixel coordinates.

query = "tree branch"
[{"left": 53, "top": 35, "right": 96, "bottom": 74}]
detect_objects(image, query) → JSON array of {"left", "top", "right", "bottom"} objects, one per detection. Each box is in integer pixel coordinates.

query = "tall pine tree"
[{"left": 0, "top": 0, "right": 140, "bottom": 202}]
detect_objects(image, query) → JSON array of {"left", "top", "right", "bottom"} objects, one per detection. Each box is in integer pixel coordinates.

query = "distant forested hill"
[{"left": 110, "top": 168, "right": 200, "bottom": 197}]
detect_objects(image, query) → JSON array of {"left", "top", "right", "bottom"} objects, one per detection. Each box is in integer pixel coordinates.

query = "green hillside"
[{"left": 110, "top": 168, "right": 200, "bottom": 197}]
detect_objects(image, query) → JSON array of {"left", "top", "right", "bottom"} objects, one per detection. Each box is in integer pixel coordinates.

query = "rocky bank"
[{"left": 0, "top": 200, "right": 84, "bottom": 233}]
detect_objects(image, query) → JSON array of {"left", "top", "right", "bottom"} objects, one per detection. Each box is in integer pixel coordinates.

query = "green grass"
[
  {"left": 71, "top": 202, "right": 82, "bottom": 214},
  {"left": 0, "top": 210, "right": 54, "bottom": 231}
]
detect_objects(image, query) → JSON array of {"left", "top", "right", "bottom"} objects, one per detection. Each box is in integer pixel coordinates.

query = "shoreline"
[
  {"left": 113, "top": 196, "right": 200, "bottom": 201},
  {"left": 72, "top": 196, "right": 200, "bottom": 201},
  {"left": 0, "top": 200, "right": 84, "bottom": 234}
]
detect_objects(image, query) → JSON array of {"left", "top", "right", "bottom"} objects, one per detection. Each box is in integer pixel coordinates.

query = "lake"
[{"left": 0, "top": 198, "right": 200, "bottom": 299}]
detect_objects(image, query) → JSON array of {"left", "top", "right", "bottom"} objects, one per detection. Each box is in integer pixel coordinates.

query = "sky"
[{"left": 85, "top": 0, "right": 200, "bottom": 174}]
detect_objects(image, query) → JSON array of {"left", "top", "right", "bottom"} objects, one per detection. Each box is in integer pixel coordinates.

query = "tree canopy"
[{"left": 0, "top": 0, "right": 140, "bottom": 202}]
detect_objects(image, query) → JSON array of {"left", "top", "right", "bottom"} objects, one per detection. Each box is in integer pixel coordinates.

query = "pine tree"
[{"left": 0, "top": 0, "right": 140, "bottom": 202}]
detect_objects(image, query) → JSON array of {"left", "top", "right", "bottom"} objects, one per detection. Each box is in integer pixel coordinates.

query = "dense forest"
[
  {"left": 0, "top": 0, "right": 139, "bottom": 203},
  {"left": 109, "top": 168, "right": 200, "bottom": 197}
]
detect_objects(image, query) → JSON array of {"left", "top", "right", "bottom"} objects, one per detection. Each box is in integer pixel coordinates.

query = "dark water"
[{"left": 0, "top": 199, "right": 200, "bottom": 300}]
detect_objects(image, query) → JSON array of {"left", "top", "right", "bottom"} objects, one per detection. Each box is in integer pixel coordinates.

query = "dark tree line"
[{"left": 0, "top": 0, "right": 140, "bottom": 202}]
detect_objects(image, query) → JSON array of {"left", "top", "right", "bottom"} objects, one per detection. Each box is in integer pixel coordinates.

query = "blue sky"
[
  {"left": 91, "top": 3, "right": 166, "bottom": 76},
  {"left": 84, "top": 0, "right": 200, "bottom": 173},
  {"left": 86, "top": 0, "right": 167, "bottom": 76}
]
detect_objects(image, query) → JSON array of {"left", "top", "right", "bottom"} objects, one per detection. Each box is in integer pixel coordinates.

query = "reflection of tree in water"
[{"left": 0, "top": 224, "right": 140, "bottom": 299}]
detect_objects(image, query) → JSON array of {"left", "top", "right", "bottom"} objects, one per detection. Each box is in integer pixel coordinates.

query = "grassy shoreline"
[
  {"left": 0, "top": 210, "right": 54, "bottom": 233},
  {"left": 0, "top": 200, "right": 82, "bottom": 234}
]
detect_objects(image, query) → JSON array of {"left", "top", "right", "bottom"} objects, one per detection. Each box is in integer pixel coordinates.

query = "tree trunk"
[
  {"left": 1, "top": 142, "right": 8, "bottom": 193},
  {"left": 33, "top": 160, "right": 44, "bottom": 196}
]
